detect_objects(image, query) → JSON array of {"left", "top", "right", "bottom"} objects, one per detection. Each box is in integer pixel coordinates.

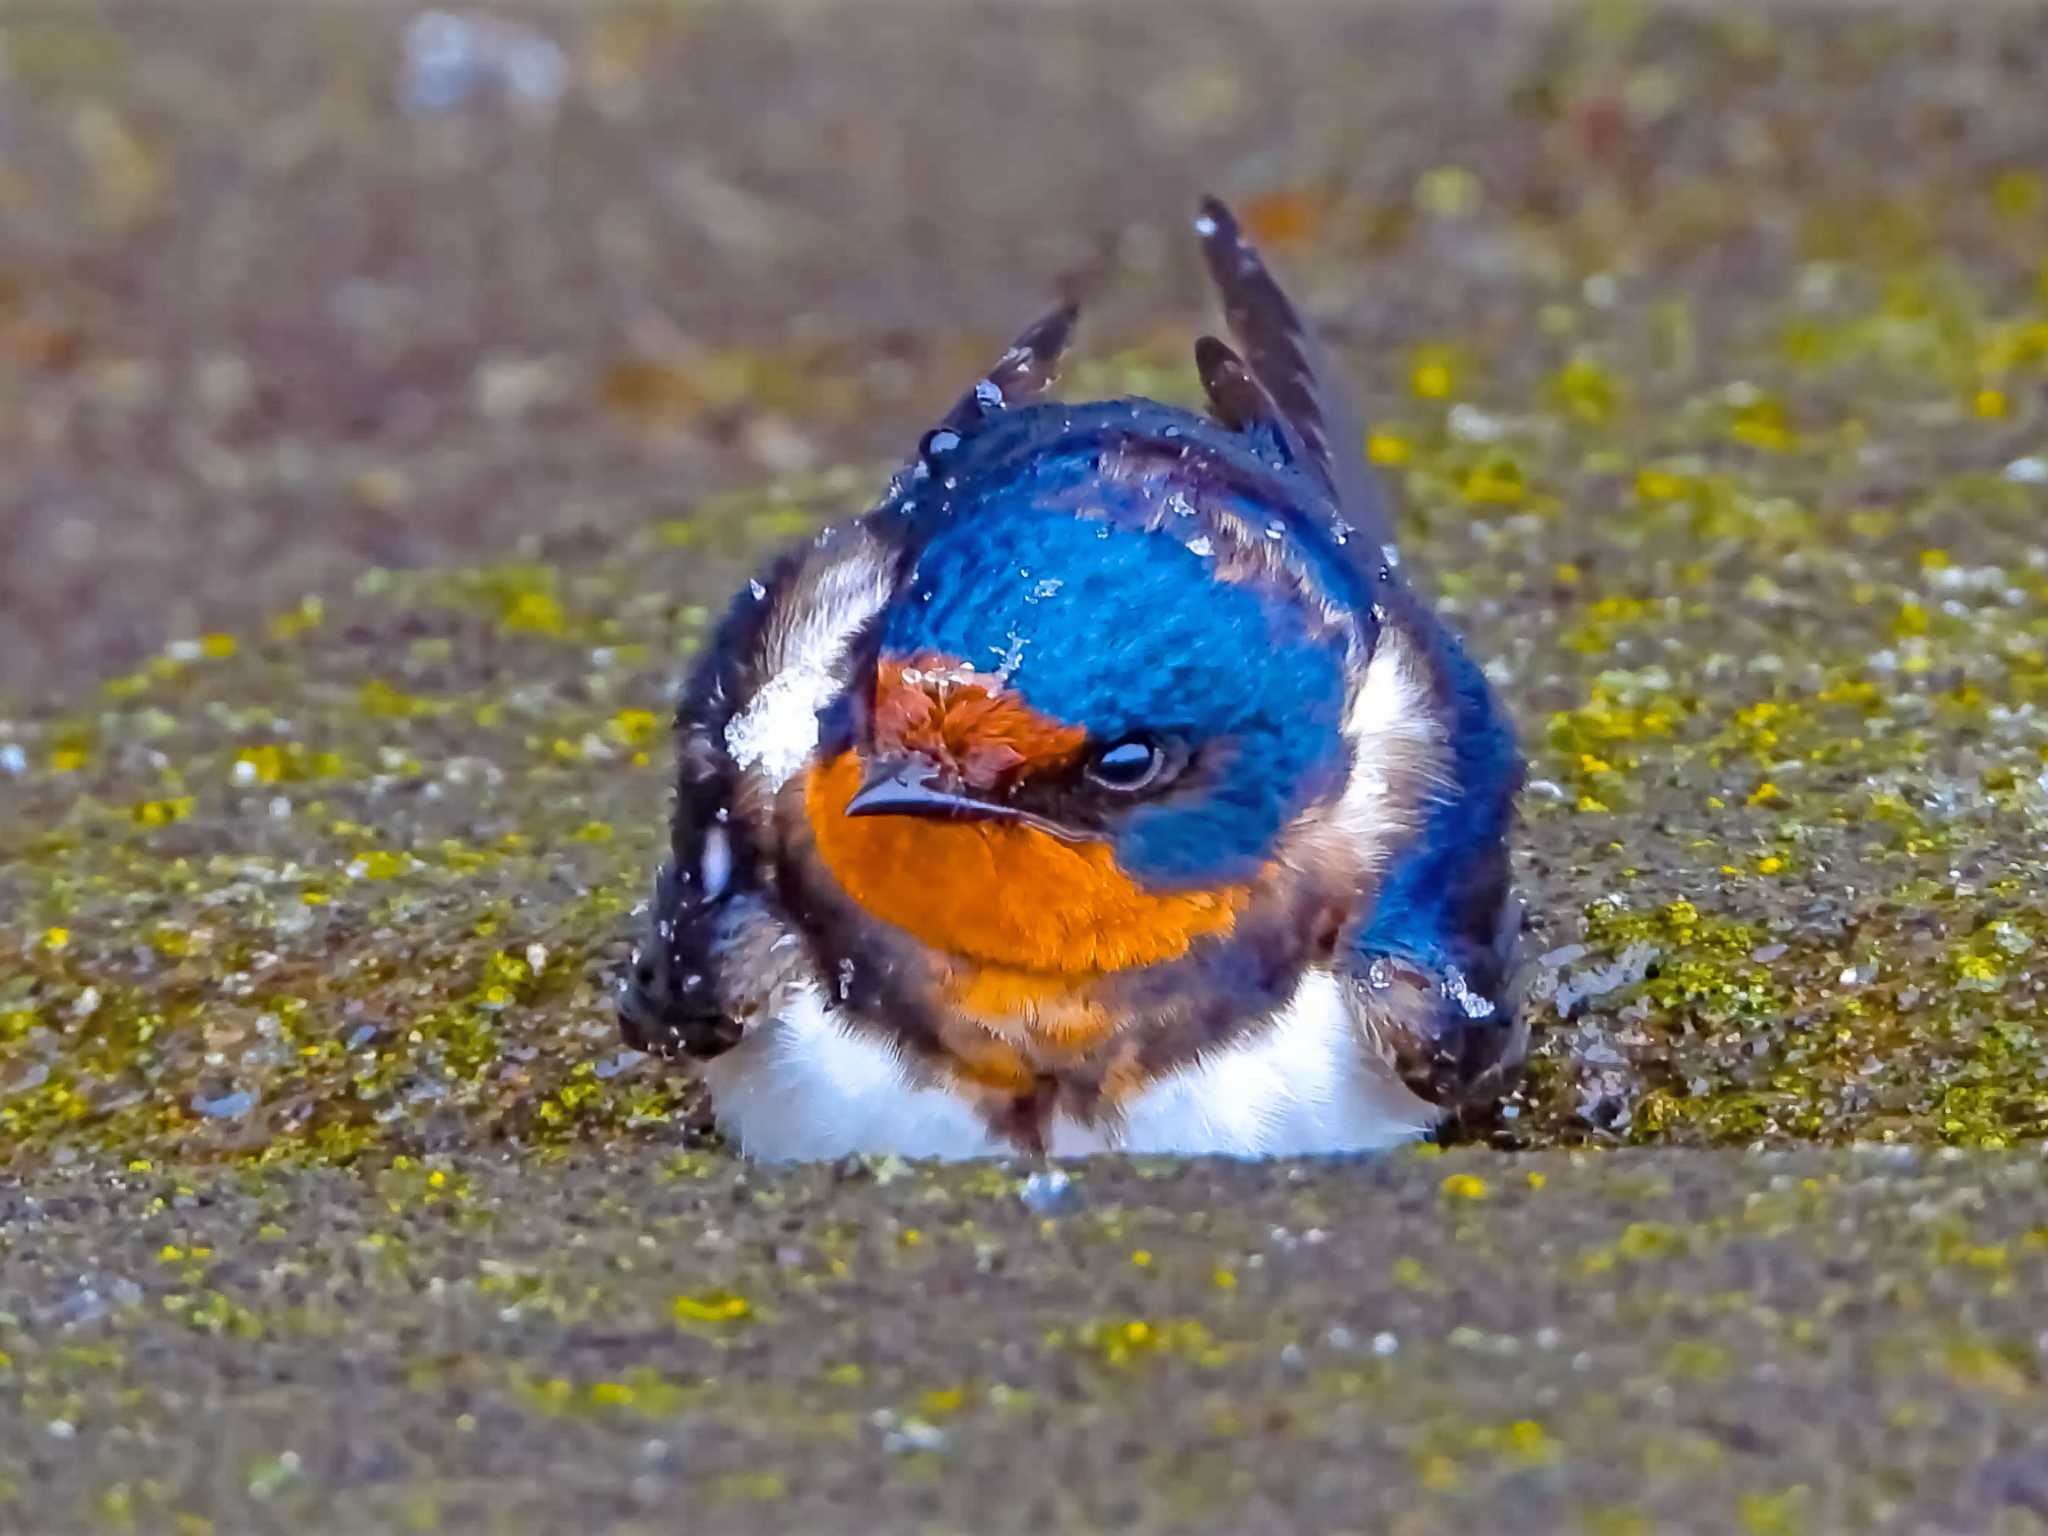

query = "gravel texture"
[{"left": 8, "top": 1147, "right": 2048, "bottom": 1535}]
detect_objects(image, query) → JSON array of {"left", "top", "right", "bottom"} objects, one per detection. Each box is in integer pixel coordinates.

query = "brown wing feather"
[
  {"left": 936, "top": 302, "right": 1079, "bottom": 434},
  {"left": 1194, "top": 196, "right": 1395, "bottom": 554},
  {"left": 1194, "top": 334, "right": 1287, "bottom": 439}
]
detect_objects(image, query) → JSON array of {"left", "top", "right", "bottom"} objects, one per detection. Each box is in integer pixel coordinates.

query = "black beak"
[
  {"left": 843, "top": 757, "right": 1091, "bottom": 842},
  {"left": 844, "top": 756, "right": 1014, "bottom": 823}
]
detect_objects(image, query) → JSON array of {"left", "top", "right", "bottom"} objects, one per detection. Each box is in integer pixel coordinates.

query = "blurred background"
[{"left": 6, "top": 0, "right": 2042, "bottom": 701}]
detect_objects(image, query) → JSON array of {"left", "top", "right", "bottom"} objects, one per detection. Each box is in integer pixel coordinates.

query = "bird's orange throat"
[{"left": 803, "top": 751, "right": 1245, "bottom": 1038}]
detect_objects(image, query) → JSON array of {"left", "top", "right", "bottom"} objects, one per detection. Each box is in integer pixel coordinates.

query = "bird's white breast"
[{"left": 699, "top": 970, "right": 1437, "bottom": 1163}]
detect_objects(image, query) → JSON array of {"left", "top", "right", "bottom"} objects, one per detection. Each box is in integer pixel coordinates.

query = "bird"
[{"left": 618, "top": 198, "right": 1526, "bottom": 1161}]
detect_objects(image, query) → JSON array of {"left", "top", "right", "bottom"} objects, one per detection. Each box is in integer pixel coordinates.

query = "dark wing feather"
[
  {"left": 1193, "top": 334, "right": 1290, "bottom": 450},
  {"left": 935, "top": 302, "right": 1079, "bottom": 435},
  {"left": 1194, "top": 196, "right": 1395, "bottom": 555}
]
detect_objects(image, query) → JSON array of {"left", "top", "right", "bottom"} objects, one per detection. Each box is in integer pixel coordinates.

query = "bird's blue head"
[{"left": 803, "top": 405, "right": 1369, "bottom": 980}]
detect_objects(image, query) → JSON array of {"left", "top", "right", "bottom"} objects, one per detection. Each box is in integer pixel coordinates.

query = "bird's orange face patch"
[
  {"left": 868, "top": 654, "right": 1087, "bottom": 791},
  {"left": 806, "top": 750, "right": 1242, "bottom": 979},
  {"left": 803, "top": 655, "right": 1244, "bottom": 1017}
]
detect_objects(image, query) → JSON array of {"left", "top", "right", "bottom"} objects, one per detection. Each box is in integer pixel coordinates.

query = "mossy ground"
[
  {"left": 4, "top": 1, "right": 2048, "bottom": 1530},
  {"left": 7, "top": 1149, "right": 2048, "bottom": 1534}
]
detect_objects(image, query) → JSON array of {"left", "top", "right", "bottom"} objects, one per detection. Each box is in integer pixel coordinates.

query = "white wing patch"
[{"left": 722, "top": 544, "right": 895, "bottom": 789}]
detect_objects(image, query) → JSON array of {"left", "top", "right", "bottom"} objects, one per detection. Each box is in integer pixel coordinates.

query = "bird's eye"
[{"left": 1085, "top": 737, "right": 1172, "bottom": 794}]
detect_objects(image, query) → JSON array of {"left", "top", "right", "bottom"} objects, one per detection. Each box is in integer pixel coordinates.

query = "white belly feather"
[{"left": 699, "top": 969, "right": 1437, "bottom": 1163}]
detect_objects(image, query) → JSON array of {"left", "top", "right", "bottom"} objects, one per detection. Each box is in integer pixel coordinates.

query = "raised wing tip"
[
  {"left": 1192, "top": 195, "right": 1236, "bottom": 243},
  {"left": 1013, "top": 300, "right": 1080, "bottom": 360},
  {"left": 932, "top": 300, "right": 1083, "bottom": 437},
  {"left": 1192, "top": 191, "right": 1401, "bottom": 558},
  {"left": 1195, "top": 333, "right": 1284, "bottom": 441},
  {"left": 1191, "top": 332, "right": 1240, "bottom": 376}
]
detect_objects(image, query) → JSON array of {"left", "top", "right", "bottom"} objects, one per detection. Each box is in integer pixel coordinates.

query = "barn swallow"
[{"left": 619, "top": 198, "right": 1526, "bottom": 1160}]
